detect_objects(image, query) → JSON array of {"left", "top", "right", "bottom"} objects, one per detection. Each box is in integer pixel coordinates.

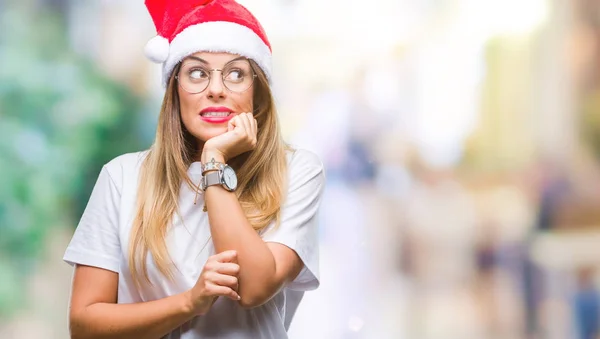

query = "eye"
[
  {"left": 188, "top": 68, "right": 209, "bottom": 80},
  {"left": 224, "top": 69, "right": 245, "bottom": 82}
]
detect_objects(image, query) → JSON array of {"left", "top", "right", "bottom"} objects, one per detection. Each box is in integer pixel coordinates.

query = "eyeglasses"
[{"left": 175, "top": 58, "right": 257, "bottom": 94}]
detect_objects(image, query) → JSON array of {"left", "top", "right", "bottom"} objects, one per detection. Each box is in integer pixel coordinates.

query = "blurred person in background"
[
  {"left": 61, "top": 1, "right": 325, "bottom": 338},
  {"left": 573, "top": 267, "right": 600, "bottom": 339}
]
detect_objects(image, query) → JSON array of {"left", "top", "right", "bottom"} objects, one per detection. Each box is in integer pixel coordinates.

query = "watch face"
[{"left": 223, "top": 166, "right": 238, "bottom": 190}]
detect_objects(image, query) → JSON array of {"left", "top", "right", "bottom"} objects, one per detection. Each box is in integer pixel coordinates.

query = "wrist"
[
  {"left": 181, "top": 290, "right": 197, "bottom": 316},
  {"left": 183, "top": 289, "right": 216, "bottom": 316},
  {"left": 201, "top": 149, "right": 226, "bottom": 164}
]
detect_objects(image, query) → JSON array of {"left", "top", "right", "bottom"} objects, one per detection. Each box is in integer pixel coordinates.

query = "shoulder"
[
  {"left": 285, "top": 148, "right": 326, "bottom": 189},
  {"left": 105, "top": 150, "right": 149, "bottom": 168},
  {"left": 287, "top": 148, "right": 323, "bottom": 169},
  {"left": 102, "top": 150, "right": 150, "bottom": 191}
]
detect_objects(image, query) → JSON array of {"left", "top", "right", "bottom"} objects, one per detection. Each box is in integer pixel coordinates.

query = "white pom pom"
[{"left": 144, "top": 35, "right": 169, "bottom": 63}]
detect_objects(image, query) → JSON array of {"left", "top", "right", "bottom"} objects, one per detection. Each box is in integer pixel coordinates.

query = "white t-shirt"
[{"left": 63, "top": 148, "right": 325, "bottom": 339}]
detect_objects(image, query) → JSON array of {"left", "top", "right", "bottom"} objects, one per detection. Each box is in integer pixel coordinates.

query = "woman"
[{"left": 62, "top": 1, "right": 325, "bottom": 338}]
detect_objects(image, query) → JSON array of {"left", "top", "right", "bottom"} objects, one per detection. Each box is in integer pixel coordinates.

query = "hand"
[
  {"left": 201, "top": 113, "right": 257, "bottom": 163},
  {"left": 187, "top": 250, "right": 241, "bottom": 316}
]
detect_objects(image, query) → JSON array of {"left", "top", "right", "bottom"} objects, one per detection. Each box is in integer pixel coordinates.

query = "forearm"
[
  {"left": 70, "top": 291, "right": 195, "bottom": 339},
  {"left": 204, "top": 185, "right": 279, "bottom": 306}
]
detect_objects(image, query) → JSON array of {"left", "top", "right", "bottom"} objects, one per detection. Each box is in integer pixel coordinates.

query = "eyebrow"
[{"left": 185, "top": 56, "right": 247, "bottom": 66}]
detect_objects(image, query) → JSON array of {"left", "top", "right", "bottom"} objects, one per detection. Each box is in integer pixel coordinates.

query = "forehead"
[{"left": 182, "top": 52, "right": 244, "bottom": 65}]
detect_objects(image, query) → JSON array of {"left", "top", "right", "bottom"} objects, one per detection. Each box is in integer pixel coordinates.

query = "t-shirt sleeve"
[
  {"left": 261, "top": 150, "right": 326, "bottom": 291},
  {"left": 63, "top": 165, "right": 122, "bottom": 273}
]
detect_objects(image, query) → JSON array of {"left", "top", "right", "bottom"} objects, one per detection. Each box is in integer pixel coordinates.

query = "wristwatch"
[{"left": 201, "top": 164, "right": 238, "bottom": 192}]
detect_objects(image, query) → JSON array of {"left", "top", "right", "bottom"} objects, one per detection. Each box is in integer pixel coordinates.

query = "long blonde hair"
[{"left": 129, "top": 60, "right": 291, "bottom": 286}]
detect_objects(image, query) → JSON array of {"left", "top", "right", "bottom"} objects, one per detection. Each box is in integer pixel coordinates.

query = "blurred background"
[{"left": 2, "top": 0, "right": 600, "bottom": 338}]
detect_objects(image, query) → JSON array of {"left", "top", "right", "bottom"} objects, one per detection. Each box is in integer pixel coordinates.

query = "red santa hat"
[{"left": 144, "top": 0, "right": 272, "bottom": 86}]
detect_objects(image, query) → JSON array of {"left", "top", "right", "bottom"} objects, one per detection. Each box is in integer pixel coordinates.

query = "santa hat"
[{"left": 144, "top": 0, "right": 272, "bottom": 86}]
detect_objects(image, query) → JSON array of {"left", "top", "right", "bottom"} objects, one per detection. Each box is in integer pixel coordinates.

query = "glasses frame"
[{"left": 175, "top": 59, "right": 257, "bottom": 94}]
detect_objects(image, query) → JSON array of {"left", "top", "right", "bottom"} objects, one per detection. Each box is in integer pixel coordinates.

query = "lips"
[
  {"left": 199, "top": 106, "right": 234, "bottom": 124},
  {"left": 200, "top": 106, "right": 232, "bottom": 117}
]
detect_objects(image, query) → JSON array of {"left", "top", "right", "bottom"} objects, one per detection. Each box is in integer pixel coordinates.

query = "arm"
[
  {"left": 203, "top": 177, "right": 304, "bottom": 308},
  {"left": 69, "top": 265, "right": 194, "bottom": 339},
  {"left": 65, "top": 158, "right": 243, "bottom": 338},
  {"left": 201, "top": 113, "right": 324, "bottom": 308},
  {"left": 65, "top": 164, "right": 190, "bottom": 338},
  {"left": 69, "top": 251, "right": 241, "bottom": 339}
]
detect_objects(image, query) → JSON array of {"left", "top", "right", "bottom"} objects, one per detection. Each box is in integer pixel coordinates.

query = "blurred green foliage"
[{"left": 0, "top": 3, "right": 151, "bottom": 318}]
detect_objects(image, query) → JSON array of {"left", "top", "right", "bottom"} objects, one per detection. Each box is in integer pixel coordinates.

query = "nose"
[{"left": 206, "top": 69, "right": 225, "bottom": 99}]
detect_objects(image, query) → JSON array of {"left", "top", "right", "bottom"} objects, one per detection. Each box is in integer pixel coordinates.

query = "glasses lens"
[
  {"left": 178, "top": 61, "right": 210, "bottom": 93},
  {"left": 222, "top": 59, "right": 254, "bottom": 92}
]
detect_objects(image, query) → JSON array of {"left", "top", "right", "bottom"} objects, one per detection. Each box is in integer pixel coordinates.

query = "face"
[{"left": 177, "top": 52, "right": 255, "bottom": 144}]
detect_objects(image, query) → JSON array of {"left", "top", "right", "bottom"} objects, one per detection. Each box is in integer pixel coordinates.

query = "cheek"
[{"left": 233, "top": 90, "right": 254, "bottom": 112}]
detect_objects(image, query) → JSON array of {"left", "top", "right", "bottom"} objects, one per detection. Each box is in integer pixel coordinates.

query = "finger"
[
  {"left": 228, "top": 114, "right": 241, "bottom": 132},
  {"left": 251, "top": 117, "right": 258, "bottom": 137},
  {"left": 206, "top": 272, "right": 239, "bottom": 290},
  {"left": 212, "top": 250, "right": 237, "bottom": 263},
  {"left": 214, "top": 262, "right": 240, "bottom": 276},
  {"left": 207, "top": 283, "right": 241, "bottom": 301},
  {"left": 251, "top": 116, "right": 258, "bottom": 147},
  {"left": 241, "top": 113, "right": 256, "bottom": 144},
  {"left": 239, "top": 113, "right": 252, "bottom": 134}
]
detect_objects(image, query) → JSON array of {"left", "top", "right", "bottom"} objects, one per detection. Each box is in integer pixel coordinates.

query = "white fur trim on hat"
[
  {"left": 144, "top": 35, "right": 170, "bottom": 64},
  {"left": 162, "top": 21, "right": 272, "bottom": 87}
]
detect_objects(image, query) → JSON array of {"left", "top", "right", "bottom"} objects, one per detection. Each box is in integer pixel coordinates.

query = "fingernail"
[{"left": 237, "top": 295, "right": 241, "bottom": 300}]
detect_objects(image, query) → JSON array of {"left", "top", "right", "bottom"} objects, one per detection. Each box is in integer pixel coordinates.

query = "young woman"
[{"left": 62, "top": 1, "right": 325, "bottom": 338}]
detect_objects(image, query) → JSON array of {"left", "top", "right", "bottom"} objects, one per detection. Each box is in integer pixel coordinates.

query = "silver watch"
[{"left": 201, "top": 165, "right": 238, "bottom": 192}]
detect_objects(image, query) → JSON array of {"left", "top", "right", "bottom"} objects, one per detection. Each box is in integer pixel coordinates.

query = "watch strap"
[{"left": 202, "top": 171, "right": 222, "bottom": 190}]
